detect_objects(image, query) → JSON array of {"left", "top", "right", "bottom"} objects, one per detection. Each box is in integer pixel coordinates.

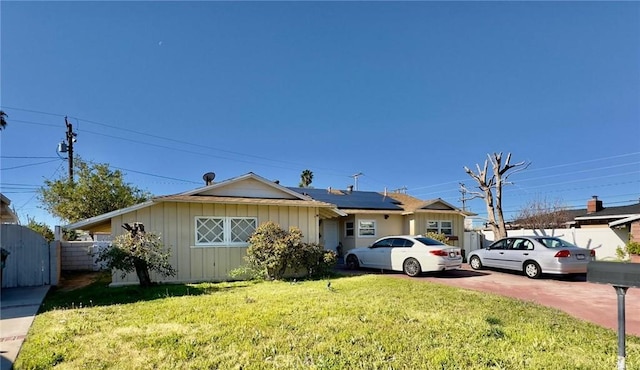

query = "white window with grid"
[
  {"left": 426, "top": 220, "right": 453, "bottom": 236},
  {"left": 358, "top": 220, "right": 377, "bottom": 237},
  {"left": 195, "top": 217, "right": 257, "bottom": 247}
]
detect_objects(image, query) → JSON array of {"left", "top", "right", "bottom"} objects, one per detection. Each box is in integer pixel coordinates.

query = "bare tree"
[
  {"left": 515, "top": 196, "right": 571, "bottom": 230},
  {"left": 464, "top": 152, "right": 530, "bottom": 239}
]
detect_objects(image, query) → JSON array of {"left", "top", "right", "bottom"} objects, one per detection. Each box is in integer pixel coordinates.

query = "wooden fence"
[{"left": 1, "top": 224, "right": 59, "bottom": 288}]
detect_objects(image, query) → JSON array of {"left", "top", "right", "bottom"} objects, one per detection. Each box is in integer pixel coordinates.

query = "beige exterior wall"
[
  {"left": 340, "top": 214, "right": 404, "bottom": 253},
  {"left": 411, "top": 212, "right": 466, "bottom": 247},
  {"left": 109, "top": 202, "right": 320, "bottom": 285}
]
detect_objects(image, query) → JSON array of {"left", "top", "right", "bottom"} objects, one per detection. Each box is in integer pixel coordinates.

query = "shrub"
[
  {"left": 96, "top": 223, "right": 175, "bottom": 287},
  {"left": 244, "top": 221, "right": 337, "bottom": 280},
  {"left": 627, "top": 240, "right": 640, "bottom": 255},
  {"left": 425, "top": 232, "right": 451, "bottom": 244},
  {"left": 290, "top": 242, "right": 337, "bottom": 278}
]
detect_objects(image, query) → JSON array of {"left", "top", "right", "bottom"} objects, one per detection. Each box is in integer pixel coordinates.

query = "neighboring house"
[
  {"left": 64, "top": 173, "right": 345, "bottom": 285},
  {"left": 572, "top": 196, "right": 640, "bottom": 243},
  {"left": 1, "top": 193, "right": 19, "bottom": 224},
  {"left": 288, "top": 187, "right": 475, "bottom": 255}
]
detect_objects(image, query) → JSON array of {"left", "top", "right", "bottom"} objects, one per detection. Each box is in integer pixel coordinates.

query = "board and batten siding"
[
  {"left": 109, "top": 202, "right": 320, "bottom": 285},
  {"left": 412, "top": 212, "right": 466, "bottom": 247}
]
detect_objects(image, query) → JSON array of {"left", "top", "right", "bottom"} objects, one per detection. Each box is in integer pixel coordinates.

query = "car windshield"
[
  {"left": 415, "top": 237, "right": 446, "bottom": 246},
  {"left": 535, "top": 237, "right": 578, "bottom": 249}
]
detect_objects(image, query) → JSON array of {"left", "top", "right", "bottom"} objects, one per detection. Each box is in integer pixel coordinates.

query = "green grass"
[{"left": 16, "top": 274, "right": 640, "bottom": 369}]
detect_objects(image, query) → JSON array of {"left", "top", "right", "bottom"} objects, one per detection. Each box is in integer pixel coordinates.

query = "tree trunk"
[{"left": 134, "top": 260, "right": 152, "bottom": 287}]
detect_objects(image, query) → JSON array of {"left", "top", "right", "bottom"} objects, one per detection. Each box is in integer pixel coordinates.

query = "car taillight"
[
  {"left": 590, "top": 250, "right": 596, "bottom": 257},
  {"left": 430, "top": 250, "right": 448, "bottom": 256},
  {"left": 554, "top": 250, "right": 571, "bottom": 258}
]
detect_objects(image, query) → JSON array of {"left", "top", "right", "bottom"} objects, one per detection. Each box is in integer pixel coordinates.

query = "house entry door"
[{"left": 323, "top": 220, "right": 339, "bottom": 253}]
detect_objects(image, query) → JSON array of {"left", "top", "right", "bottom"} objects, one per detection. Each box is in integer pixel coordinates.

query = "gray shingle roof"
[{"left": 574, "top": 202, "right": 640, "bottom": 219}]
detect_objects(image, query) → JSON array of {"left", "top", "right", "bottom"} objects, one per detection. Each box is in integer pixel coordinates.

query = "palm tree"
[
  {"left": 299, "top": 169, "right": 314, "bottom": 188},
  {"left": 0, "top": 110, "right": 7, "bottom": 130}
]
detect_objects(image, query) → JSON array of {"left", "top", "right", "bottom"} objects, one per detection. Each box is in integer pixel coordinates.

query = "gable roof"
[{"left": 65, "top": 173, "right": 345, "bottom": 230}]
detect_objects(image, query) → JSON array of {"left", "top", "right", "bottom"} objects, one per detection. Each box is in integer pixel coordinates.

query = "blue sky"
[{"left": 1, "top": 1, "right": 639, "bottom": 229}]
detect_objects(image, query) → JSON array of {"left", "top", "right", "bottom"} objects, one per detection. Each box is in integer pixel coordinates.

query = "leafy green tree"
[
  {"left": 96, "top": 223, "right": 175, "bottom": 287},
  {"left": 0, "top": 110, "right": 7, "bottom": 130},
  {"left": 39, "top": 156, "right": 151, "bottom": 223},
  {"left": 26, "top": 217, "right": 54, "bottom": 243},
  {"left": 299, "top": 169, "right": 314, "bottom": 188}
]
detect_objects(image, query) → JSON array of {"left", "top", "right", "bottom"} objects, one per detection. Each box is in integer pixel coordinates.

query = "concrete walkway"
[{"left": 0, "top": 286, "right": 50, "bottom": 370}]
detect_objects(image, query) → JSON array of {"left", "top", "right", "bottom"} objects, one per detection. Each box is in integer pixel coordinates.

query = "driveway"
[
  {"left": 417, "top": 266, "right": 640, "bottom": 337},
  {"left": 339, "top": 264, "right": 640, "bottom": 337}
]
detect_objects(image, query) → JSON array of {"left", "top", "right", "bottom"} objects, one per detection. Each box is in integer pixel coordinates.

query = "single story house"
[
  {"left": 64, "top": 173, "right": 345, "bottom": 285},
  {"left": 572, "top": 196, "right": 640, "bottom": 243},
  {"left": 64, "top": 172, "right": 474, "bottom": 285}
]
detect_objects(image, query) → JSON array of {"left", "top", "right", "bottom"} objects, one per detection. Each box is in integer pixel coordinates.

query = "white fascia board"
[
  {"left": 63, "top": 200, "right": 155, "bottom": 230},
  {"left": 609, "top": 215, "right": 640, "bottom": 227}
]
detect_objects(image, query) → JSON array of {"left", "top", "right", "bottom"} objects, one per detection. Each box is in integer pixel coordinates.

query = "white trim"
[
  {"left": 194, "top": 216, "right": 257, "bottom": 247},
  {"left": 64, "top": 200, "right": 155, "bottom": 230},
  {"left": 609, "top": 215, "right": 640, "bottom": 228},
  {"left": 357, "top": 219, "right": 377, "bottom": 238},
  {"left": 575, "top": 213, "right": 640, "bottom": 221},
  {"left": 426, "top": 219, "right": 453, "bottom": 236},
  {"left": 345, "top": 221, "right": 355, "bottom": 238}
]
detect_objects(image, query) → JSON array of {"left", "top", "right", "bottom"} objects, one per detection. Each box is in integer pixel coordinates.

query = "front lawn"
[{"left": 17, "top": 274, "right": 640, "bottom": 369}]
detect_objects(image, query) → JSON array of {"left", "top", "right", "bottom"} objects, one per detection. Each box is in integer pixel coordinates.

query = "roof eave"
[{"left": 64, "top": 200, "right": 155, "bottom": 230}]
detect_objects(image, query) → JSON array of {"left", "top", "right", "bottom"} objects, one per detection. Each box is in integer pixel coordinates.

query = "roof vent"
[
  {"left": 202, "top": 172, "right": 216, "bottom": 186},
  {"left": 328, "top": 186, "right": 332, "bottom": 193},
  {"left": 347, "top": 185, "right": 354, "bottom": 194}
]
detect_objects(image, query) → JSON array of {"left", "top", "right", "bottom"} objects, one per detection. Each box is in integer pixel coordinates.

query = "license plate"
[{"left": 576, "top": 254, "right": 585, "bottom": 260}]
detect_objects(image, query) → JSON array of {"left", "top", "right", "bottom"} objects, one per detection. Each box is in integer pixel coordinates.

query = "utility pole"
[
  {"left": 459, "top": 182, "right": 470, "bottom": 211},
  {"left": 65, "top": 117, "right": 77, "bottom": 182}
]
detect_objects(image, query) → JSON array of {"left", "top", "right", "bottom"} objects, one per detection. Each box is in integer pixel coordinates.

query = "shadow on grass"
[{"left": 39, "top": 272, "right": 257, "bottom": 313}]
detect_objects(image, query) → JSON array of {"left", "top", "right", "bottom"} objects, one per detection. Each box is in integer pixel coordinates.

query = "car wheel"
[
  {"left": 523, "top": 261, "right": 542, "bottom": 279},
  {"left": 469, "top": 255, "right": 483, "bottom": 270},
  {"left": 403, "top": 258, "right": 422, "bottom": 277},
  {"left": 346, "top": 255, "right": 359, "bottom": 270}
]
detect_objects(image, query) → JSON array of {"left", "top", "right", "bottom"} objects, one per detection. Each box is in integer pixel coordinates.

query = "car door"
[
  {"left": 389, "top": 237, "right": 414, "bottom": 271},
  {"left": 364, "top": 238, "right": 393, "bottom": 268},
  {"left": 482, "top": 239, "right": 511, "bottom": 268},
  {"left": 501, "top": 238, "right": 533, "bottom": 271}
]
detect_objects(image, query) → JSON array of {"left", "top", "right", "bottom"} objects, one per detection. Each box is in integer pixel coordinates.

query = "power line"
[
  {"left": 1, "top": 156, "right": 60, "bottom": 159},
  {"left": 0, "top": 159, "right": 62, "bottom": 171}
]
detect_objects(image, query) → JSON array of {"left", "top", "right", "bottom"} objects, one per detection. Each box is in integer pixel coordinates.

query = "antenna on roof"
[
  {"left": 351, "top": 172, "right": 363, "bottom": 190},
  {"left": 203, "top": 172, "right": 216, "bottom": 186}
]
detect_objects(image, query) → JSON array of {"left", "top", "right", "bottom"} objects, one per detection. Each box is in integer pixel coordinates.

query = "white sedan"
[{"left": 344, "top": 235, "right": 463, "bottom": 277}]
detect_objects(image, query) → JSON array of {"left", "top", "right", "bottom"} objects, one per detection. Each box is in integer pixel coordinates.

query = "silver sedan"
[{"left": 467, "top": 236, "right": 595, "bottom": 278}]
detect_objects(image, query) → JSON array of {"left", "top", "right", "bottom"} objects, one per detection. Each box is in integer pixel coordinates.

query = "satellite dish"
[{"left": 203, "top": 172, "right": 216, "bottom": 185}]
